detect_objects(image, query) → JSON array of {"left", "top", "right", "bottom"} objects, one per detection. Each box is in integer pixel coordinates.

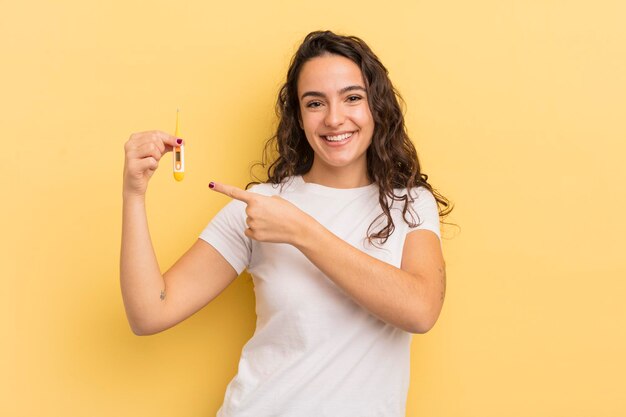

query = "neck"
[{"left": 302, "top": 160, "right": 371, "bottom": 189}]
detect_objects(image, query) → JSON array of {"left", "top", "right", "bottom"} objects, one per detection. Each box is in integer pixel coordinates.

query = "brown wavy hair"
[{"left": 249, "top": 30, "right": 454, "bottom": 244}]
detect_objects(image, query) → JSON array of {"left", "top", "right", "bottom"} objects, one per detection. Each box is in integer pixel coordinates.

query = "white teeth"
[{"left": 324, "top": 132, "right": 353, "bottom": 142}]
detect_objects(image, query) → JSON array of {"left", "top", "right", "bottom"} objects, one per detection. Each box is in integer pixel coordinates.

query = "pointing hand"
[{"left": 209, "top": 181, "right": 314, "bottom": 246}]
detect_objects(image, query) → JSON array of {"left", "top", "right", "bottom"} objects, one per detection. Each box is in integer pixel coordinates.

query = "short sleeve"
[
  {"left": 199, "top": 199, "right": 252, "bottom": 275},
  {"left": 408, "top": 187, "right": 441, "bottom": 240}
]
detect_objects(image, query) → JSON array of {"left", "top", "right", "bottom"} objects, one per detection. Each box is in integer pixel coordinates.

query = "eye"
[
  {"left": 305, "top": 101, "right": 323, "bottom": 108},
  {"left": 346, "top": 95, "right": 363, "bottom": 103}
]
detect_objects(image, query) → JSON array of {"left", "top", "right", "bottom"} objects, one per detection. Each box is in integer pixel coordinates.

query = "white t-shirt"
[{"left": 200, "top": 175, "right": 441, "bottom": 417}]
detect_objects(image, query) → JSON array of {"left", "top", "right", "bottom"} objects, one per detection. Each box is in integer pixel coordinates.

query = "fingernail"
[
  {"left": 209, "top": 182, "right": 215, "bottom": 189},
  {"left": 176, "top": 138, "right": 183, "bottom": 145}
]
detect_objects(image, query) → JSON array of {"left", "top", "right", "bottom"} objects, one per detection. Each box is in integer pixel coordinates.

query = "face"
[{"left": 297, "top": 54, "right": 375, "bottom": 176}]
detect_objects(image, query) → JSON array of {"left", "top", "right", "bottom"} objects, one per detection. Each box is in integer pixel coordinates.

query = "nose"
[{"left": 324, "top": 103, "right": 345, "bottom": 128}]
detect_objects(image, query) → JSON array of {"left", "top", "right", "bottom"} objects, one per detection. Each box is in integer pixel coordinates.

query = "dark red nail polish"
[
  {"left": 209, "top": 182, "right": 215, "bottom": 189},
  {"left": 176, "top": 138, "right": 183, "bottom": 145}
]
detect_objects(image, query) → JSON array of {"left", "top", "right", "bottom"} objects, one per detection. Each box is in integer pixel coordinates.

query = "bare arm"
[{"left": 120, "top": 131, "right": 237, "bottom": 335}]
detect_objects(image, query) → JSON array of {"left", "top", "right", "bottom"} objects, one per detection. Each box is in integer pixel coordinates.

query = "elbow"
[
  {"left": 408, "top": 307, "right": 443, "bottom": 334},
  {"left": 409, "top": 290, "right": 445, "bottom": 334},
  {"left": 130, "top": 324, "right": 160, "bottom": 336},
  {"left": 407, "top": 320, "right": 433, "bottom": 334},
  {"left": 123, "top": 304, "right": 168, "bottom": 336},
  {"left": 409, "top": 321, "right": 436, "bottom": 335},
  {"left": 129, "top": 322, "right": 150, "bottom": 336},
  {"left": 130, "top": 325, "right": 150, "bottom": 336},
  {"left": 128, "top": 319, "right": 163, "bottom": 336}
]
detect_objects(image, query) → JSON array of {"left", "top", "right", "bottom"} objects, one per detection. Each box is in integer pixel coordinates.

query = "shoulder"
[
  {"left": 392, "top": 186, "right": 437, "bottom": 207},
  {"left": 392, "top": 186, "right": 440, "bottom": 231}
]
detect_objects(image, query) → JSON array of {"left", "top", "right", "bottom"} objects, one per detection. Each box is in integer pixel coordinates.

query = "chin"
[{"left": 319, "top": 155, "right": 364, "bottom": 168}]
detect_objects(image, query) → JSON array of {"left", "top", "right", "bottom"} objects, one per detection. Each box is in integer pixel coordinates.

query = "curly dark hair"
[{"left": 249, "top": 30, "right": 454, "bottom": 244}]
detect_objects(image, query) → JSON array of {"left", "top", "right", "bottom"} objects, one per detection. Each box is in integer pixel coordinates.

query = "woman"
[{"left": 121, "top": 30, "right": 452, "bottom": 417}]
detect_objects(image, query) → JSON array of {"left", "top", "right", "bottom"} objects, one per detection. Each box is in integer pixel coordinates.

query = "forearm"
[
  {"left": 295, "top": 221, "right": 437, "bottom": 334},
  {"left": 120, "top": 194, "right": 165, "bottom": 334}
]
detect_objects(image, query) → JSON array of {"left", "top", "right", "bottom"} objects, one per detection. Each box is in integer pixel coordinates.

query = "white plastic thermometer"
[{"left": 173, "top": 109, "right": 185, "bottom": 181}]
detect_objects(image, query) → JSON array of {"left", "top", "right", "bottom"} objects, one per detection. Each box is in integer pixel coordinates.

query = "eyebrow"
[{"left": 300, "top": 85, "right": 366, "bottom": 100}]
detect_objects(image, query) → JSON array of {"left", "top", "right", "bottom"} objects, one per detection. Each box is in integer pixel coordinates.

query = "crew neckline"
[{"left": 292, "top": 175, "right": 378, "bottom": 197}]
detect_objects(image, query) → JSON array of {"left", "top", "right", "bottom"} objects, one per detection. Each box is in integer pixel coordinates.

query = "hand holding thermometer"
[{"left": 173, "top": 109, "right": 185, "bottom": 181}]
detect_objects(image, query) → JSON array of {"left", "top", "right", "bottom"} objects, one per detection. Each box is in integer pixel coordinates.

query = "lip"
[
  {"left": 320, "top": 131, "right": 356, "bottom": 147},
  {"left": 322, "top": 130, "right": 354, "bottom": 137}
]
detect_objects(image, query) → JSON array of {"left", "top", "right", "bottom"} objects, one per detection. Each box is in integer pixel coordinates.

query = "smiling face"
[{"left": 297, "top": 54, "right": 375, "bottom": 184}]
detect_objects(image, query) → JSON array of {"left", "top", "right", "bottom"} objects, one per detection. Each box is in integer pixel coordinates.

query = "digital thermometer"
[{"left": 173, "top": 109, "right": 185, "bottom": 181}]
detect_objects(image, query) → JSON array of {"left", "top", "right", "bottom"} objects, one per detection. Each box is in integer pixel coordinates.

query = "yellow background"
[{"left": 2, "top": 0, "right": 625, "bottom": 416}]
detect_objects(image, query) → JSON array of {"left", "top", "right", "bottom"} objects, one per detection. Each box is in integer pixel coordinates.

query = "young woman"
[{"left": 121, "top": 30, "right": 452, "bottom": 417}]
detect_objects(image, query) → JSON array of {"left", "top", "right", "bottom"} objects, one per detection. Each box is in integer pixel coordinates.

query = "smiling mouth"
[{"left": 323, "top": 132, "right": 354, "bottom": 142}]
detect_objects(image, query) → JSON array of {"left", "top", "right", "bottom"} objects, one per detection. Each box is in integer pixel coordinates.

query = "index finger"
[
  {"left": 209, "top": 182, "right": 256, "bottom": 203},
  {"left": 129, "top": 130, "right": 182, "bottom": 152},
  {"left": 154, "top": 130, "right": 183, "bottom": 149}
]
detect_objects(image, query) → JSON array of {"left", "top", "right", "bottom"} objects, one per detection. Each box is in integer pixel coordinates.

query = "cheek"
[
  {"left": 301, "top": 113, "right": 322, "bottom": 134},
  {"left": 352, "top": 106, "right": 374, "bottom": 128}
]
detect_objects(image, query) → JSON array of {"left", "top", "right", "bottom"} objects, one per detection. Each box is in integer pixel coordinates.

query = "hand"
[
  {"left": 123, "top": 130, "right": 182, "bottom": 198},
  {"left": 209, "top": 182, "right": 315, "bottom": 246}
]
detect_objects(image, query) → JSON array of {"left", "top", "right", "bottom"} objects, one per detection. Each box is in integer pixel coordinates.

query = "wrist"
[
  {"left": 122, "top": 191, "right": 146, "bottom": 204},
  {"left": 293, "top": 214, "right": 323, "bottom": 250}
]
